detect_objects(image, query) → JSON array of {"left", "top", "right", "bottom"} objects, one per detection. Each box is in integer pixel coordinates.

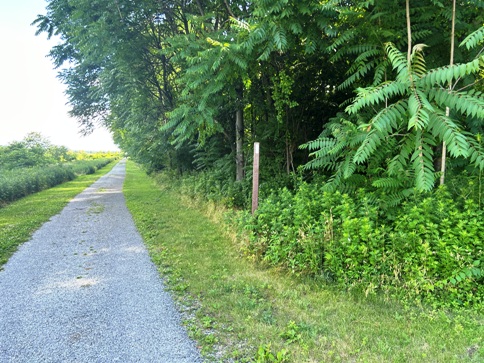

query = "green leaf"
[
  {"left": 420, "top": 58, "right": 482, "bottom": 88},
  {"left": 385, "top": 42, "right": 408, "bottom": 74},
  {"left": 429, "top": 88, "right": 484, "bottom": 119},
  {"left": 460, "top": 26, "right": 484, "bottom": 50},
  {"left": 347, "top": 82, "right": 406, "bottom": 114}
]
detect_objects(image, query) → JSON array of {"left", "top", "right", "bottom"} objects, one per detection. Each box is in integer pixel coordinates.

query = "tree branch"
[
  {"left": 224, "top": 0, "right": 235, "bottom": 18},
  {"left": 406, "top": 0, "right": 411, "bottom": 65},
  {"left": 113, "top": 0, "right": 123, "bottom": 20},
  {"left": 196, "top": 0, "right": 205, "bottom": 16}
]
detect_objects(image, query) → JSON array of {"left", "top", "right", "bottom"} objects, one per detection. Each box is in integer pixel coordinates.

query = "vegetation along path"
[{"left": 0, "top": 160, "right": 202, "bottom": 362}]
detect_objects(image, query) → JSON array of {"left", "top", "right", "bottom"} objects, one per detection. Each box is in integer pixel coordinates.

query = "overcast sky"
[{"left": 0, "top": 0, "right": 119, "bottom": 151}]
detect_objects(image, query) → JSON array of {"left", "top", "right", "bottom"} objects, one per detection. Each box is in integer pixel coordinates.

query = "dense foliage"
[
  {"left": 0, "top": 133, "right": 119, "bottom": 205},
  {"left": 35, "top": 1, "right": 484, "bottom": 307},
  {"left": 0, "top": 132, "right": 73, "bottom": 169},
  {"left": 241, "top": 181, "right": 483, "bottom": 308},
  {"left": 33, "top": 1, "right": 484, "bottom": 184}
]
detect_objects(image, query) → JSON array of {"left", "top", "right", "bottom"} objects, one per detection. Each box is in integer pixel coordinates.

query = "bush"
[
  {"left": 242, "top": 183, "right": 484, "bottom": 308},
  {"left": 171, "top": 156, "right": 252, "bottom": 209},
  {"left": 66, "top": 158, "right": 113, "bottom": 175}
]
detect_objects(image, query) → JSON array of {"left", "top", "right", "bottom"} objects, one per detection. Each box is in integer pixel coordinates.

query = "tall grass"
[
  {"left": 0, "top": 158, "right": 116, "bottom": 206},
  {"left": 0, "top": 161, "right": 117, "bottom": 268}
]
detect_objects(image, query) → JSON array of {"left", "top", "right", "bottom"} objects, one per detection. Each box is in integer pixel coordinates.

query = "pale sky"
[{"left": 0, "top": 0, "right": 119, "bottom": 151}]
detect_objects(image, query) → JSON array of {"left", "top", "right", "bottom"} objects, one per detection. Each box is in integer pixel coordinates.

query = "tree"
[
  {"left": 302, "top": 2, "right": 484, "bottom": 197},
  {"left": 34, "top": 0, "right": 484, "bottom": 194},
  {"left": 0, "top": 133, "right": 60, "bottom": 169},
  {"left": 34, "top": 0, "right": 193, "bottom": 167}
]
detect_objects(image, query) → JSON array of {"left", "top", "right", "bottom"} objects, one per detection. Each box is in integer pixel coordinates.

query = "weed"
[
  {"left": 280, "top": 321, "right": 302, "bottom": 344},
  {"left": 87, "top": 202, "right": 105, "bottom": 215},
  {"left": 255, "top": 344, "right": 289, "bottom": 363},
  {"left": 243, "top": 183, "right": 484, "bottom": 308},
  {"left": 201, "top": 316, "right": 215, "bottom": 329}
]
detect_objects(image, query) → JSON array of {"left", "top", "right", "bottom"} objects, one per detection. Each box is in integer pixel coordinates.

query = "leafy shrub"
[
  {"left": 255, "top": 344, "right": 289, "bottom": 363},
  {"left": 66, "top": 158, "right": 113, "bottom": 175},
  {"left": 172, "top": 156, "right": 252, "bottom": 209},
  {"left": 242, "top": 183, "right": 484, "bottom": 308},
  {"left": 156, "top": 158, "right": 484, "bottom": 307}
]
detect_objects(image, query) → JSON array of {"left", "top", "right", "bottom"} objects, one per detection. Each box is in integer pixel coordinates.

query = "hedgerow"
[{"left": 0, "top": 158, "right": 115, "bottom": 206}]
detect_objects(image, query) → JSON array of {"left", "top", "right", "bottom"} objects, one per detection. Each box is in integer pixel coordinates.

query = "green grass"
[
  {"left": 124, "top": 160, "right": 484, "bottom": 362},
  {"left": 0, "top": 161, "right": 117, "bottom": 268}
]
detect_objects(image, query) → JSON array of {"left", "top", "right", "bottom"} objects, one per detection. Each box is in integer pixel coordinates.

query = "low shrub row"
[
  {"left": 159, "top": 164, "right": 483, "bottom": 308},
  {"left": 242, "top": 183, "right": 483, "bottom": 308},
  {"left": 0, "top": 158, "right": 115, "bottom": 205}
]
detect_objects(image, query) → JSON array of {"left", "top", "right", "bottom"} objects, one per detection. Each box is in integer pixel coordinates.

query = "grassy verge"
[
  {"left": 0, "top": 161, "right": 117, "bottom": 268},
  {"left": 124, "top": 161, "right": 484, "bottom": 363}
]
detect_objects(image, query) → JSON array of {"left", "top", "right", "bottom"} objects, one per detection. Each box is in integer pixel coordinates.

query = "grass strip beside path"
[
  {"left": 0, "top": 161, "right": 117, "bottom": 269},
  {"left": 124, "top": 161, "right": 484, "bottom": 363}
]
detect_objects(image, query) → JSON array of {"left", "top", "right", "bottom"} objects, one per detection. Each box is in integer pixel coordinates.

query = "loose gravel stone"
[{"left": 0, "top": 160, "right": 203, "bottom": 363}]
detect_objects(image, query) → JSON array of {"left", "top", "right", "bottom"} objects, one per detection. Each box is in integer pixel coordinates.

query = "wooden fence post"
[{"left": 252, "top": 142, "right": 260, "bottom": 214}]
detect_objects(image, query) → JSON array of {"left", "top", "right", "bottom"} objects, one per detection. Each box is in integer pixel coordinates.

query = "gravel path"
[{"left": 0, "top": 160, "right": 203, "bottom": 363}]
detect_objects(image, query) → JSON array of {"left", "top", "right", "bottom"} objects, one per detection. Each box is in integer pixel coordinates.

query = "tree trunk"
[
  {"left": 406, "top": 0, "right": 412, "bottom": 65},
  {"left": 440, "top": 0, "right": 456, "bottom": 186},
  {"left": 236, "top": 85, "right": 245, "bottom": 181}
]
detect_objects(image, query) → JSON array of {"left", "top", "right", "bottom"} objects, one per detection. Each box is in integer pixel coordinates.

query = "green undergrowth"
[
  {"left": 242, "top": 182, "right": 484, "bottom": 309},
  {"left": 123, "top": 161, "right": 484, "bottom": 362},
  {"left": 0, "top": 161, "right": 117, "bottom": 268}
]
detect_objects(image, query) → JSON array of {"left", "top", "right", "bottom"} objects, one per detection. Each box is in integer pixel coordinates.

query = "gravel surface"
[{"left": 0, "top": 160, "right": 203, "bottom": 363}]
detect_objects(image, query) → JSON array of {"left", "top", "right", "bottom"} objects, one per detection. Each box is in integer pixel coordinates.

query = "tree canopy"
[
  {"left": 34, "top": 0, "right": 484, "bottom": 192},
  {"left": 0, "top": 132, "right": 71, "bottom": 169}
]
